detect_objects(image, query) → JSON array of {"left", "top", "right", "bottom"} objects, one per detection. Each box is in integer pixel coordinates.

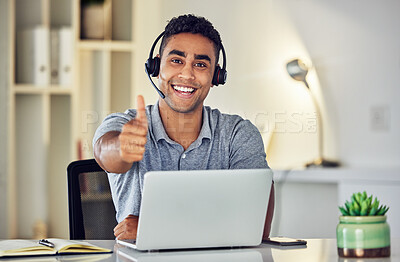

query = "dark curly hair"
[{"left": 159, "top": 14, "right": 222, "bottom": 65}]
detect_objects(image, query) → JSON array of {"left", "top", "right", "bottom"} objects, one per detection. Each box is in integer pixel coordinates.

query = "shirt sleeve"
[{"left": 229, "top": 119, "right": 269, "bottom": 169}]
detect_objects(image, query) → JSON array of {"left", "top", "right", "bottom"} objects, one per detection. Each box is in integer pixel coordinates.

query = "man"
[{"left": 93, "top": 14, "right": 274, "bottom": 240}]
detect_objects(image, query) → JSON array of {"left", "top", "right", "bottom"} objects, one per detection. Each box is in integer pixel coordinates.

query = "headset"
[{"left": 145, "top": 31, "right": 228, "bottom": 99}]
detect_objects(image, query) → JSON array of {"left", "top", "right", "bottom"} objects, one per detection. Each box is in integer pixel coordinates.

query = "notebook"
[
  {"left": 0, "top": 238, "right": 112, "bottom": 258},
  {"left": 117, "top": 168, "right": 273, "bottom": 251}
]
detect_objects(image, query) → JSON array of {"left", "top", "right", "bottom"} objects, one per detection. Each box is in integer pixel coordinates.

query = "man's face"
[{"left": 158, "top": 33, "right": 216, "bottom": 114}]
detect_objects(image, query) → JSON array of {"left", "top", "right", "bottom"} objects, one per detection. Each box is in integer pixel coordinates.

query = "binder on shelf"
[
  {"left": 50, "top": 27, "right": 73, "bottom": 87},
  {"left": 16, "top": 26, "right": 50, "bottom": 86},
  {"left": 59, "top": 27, "right": 73, "bottom": 87},
  {"left": 50, "top": 29, "right": 60, "bottom": 85}
]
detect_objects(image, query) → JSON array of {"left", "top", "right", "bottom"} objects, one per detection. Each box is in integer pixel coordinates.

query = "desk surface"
[
  {"left": 3, "top": 239, "right": 399, "bottom": 262},
  {"left": 273, "top": 167, "right": 400, "bottom": 183}
]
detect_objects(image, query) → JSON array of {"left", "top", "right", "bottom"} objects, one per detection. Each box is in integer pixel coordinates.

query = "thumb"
[{"left": 136, "top": 95, "right": 147, "bottom": 123}]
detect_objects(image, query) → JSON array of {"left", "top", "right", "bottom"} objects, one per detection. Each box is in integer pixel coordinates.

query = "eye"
[
  {"left": 171, "top": 58, "right": 183, "bottom": 64},
  {"left": 194, "top": 62, "right": 207, "bottom": 68}
]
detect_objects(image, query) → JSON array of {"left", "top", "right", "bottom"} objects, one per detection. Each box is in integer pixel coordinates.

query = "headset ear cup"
[
  {"left": 145, "top": 58, "right": 154, "bottom": 75},
  {"left": 212, "top": 66, "right": 227, "bottom": 86},
  {"left": 152, "top": 57, "right": 160, "bottom": 77},
  {"left": 218, "top": 68, "right": 227, "bottom": 85},
  {"left": 212, "top": 66, "right": 221, "bottom": 86},
  {"left": 145, "top": 57, "right": 160, "bottom": 77}
]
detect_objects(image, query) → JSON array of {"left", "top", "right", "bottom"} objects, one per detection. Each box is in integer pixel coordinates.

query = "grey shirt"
[{"left": 93, "top": 102, "right": 268, "bottom": 222}]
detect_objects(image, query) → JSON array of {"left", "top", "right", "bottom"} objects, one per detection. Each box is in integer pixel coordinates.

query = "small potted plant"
[{"left": 337, "top": 191, "right": 390, "bottom": 258}]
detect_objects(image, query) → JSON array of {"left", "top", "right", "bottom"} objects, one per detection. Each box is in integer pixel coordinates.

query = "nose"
[{"left": 178, "top": 63, "right": 195, "bottom": 81}]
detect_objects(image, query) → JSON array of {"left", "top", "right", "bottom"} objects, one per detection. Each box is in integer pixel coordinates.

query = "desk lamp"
[{"left": 286, "top": 59, "right": 339, "bottom": 168}]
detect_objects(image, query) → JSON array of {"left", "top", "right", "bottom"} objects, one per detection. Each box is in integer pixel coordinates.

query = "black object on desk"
[
  {"left": 38, "top": 239, "right": 55, "bottom": 248},
  {"left": 263, "top": 237, "right": 307, "bottom": 246}
]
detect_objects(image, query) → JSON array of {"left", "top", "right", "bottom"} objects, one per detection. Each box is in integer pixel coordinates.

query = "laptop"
[
  {"left": 117, "top": 168, "right": 273, "bottom": 251},
  {"left": 117, "top": 247, "right": 264, "bottom": 262}
]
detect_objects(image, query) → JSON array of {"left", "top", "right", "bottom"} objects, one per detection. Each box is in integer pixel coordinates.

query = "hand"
[
  {"left": 114, "top": 215, "right": 139, "bottom": 240},
  {"left": 119, "top": 95, "right": 148, "bottom": 163}
]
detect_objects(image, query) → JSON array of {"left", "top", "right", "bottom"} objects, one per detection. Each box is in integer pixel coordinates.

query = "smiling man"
[{"left": 93, "top": 14, "right": 274, "bottom": 241}]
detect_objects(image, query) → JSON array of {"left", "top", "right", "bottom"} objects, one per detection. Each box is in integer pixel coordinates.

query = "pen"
[{"left": 38, "top": 239, "right": 55, "bottom": 248}]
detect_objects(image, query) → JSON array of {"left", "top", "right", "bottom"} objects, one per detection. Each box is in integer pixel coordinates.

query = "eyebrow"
[
  {"left": 168, "top": 49, "right": 211, "bottom": 63},
  {"left": 168, "top": 49, "right": 185, "bottom": 57},
  {"left": 195, "top": 54, "right": 211, "bottom": 63}
]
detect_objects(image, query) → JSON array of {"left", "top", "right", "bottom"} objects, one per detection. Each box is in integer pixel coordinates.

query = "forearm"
[
  {"left": 263, "top": 181, "right": 275, "bottom": 240},
  {"left": 94, "top": 131, "right": 133, "bottom": 174}
]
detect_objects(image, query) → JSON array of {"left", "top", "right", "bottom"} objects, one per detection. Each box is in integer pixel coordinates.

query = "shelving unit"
[
  {"left": 78, "top": 40, "right": 134, "bottom": 51},
  {"left": 75, "top": 0, "right": 136, "bottom": 160},
  {"left": 0, "top": 0, "right": 10, "bottom": 239},
  {"left": 7, "top": 0, "right": 75, "bottom": 239},
  {"left": 5, "top": 0, "right": 139, "bottom": 238},
  {"left": 13, "top": 85, "right": 73, "bottom": 95}
]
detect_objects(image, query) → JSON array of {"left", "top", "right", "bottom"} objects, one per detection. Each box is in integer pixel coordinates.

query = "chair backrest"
[{"left": 67, "top": 159, "right": 117, "bottom": 240}]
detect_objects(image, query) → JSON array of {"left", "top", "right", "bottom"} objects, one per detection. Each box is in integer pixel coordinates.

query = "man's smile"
[
  {"left": 170, "top": 82, "right": 199, "bottom": 98},
  {"left": 172, "top": 85, "right": 195, "bottom": 93}
]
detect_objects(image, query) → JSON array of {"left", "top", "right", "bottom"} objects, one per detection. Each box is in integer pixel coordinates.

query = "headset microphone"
[
  {"left": 145, "top": 64, "right": 165, "bottom": 99},
  {"left": 145, "top": 31, "right": 227, "bottom": 99}
]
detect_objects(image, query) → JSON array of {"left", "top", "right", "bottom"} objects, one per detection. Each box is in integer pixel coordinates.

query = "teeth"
[{"left": 173, "top": 85, "right": 194, "bottom": 93}]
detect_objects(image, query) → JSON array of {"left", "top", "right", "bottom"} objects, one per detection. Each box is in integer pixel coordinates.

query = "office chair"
[{"left": 67, "top": 159, "right": 117, "bottom": 240}]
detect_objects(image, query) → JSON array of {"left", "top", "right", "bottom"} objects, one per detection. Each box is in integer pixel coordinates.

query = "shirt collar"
[
  {"left": 150, "top": 101, "right": 169, "bottom": 142},
  {"left": 198, "top": 106, "right": 212, "bottom": 140},
  {"left": 150, "top": 100, "right": 212, "bottom": 143}
]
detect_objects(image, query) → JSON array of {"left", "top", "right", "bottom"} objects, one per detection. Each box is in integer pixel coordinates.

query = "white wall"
[
  {"left": 0, "top": 0, "right": 10, "bottom": 238},
  {"left": 280, "top": 0, "right": 400, "bottom": 168},
  {"left": 142, "top": 0, "right": 400, "bottom": 169}
]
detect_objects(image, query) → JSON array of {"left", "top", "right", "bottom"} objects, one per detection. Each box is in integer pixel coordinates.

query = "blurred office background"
[{"left": 0, "top": 0, "right": 399, "bottom": 239}]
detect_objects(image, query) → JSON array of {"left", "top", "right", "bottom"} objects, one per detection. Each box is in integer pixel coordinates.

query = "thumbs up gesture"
[{"left": 119, "top": 95, "right": 148, "bottom": 163}]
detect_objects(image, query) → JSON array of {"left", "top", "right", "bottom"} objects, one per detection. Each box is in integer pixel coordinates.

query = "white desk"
[
  {"left": 272, "top": 168, "right": 400, "bottom": 238},
  {"left": 3, "top": 239, "right": 399, "bottom": 262}
]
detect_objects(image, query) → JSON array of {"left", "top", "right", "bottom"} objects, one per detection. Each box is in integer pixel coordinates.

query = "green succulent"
[{"left": 339, "top": 191, "right": 389, "bottom": 216}]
